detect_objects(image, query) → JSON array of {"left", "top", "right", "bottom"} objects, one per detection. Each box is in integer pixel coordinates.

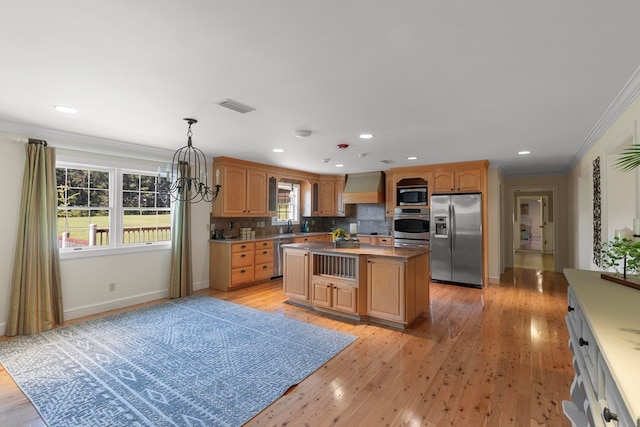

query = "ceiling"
[{"left": 2, "top": 1, "right": 640, "bottom": 177}]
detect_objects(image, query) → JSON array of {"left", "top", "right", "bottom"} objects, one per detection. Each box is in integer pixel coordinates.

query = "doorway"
[{"left": 511, "top": 188, "right": 556, "bottom": 271}]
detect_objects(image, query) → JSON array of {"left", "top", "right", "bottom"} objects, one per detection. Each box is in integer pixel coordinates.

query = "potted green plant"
[{"left": 601, "top": 237, "right": 640, "bottom": 279}]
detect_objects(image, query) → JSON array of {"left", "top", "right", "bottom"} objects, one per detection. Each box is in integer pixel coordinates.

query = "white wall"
[
  {"left": 569, "top": 95, "right": 640, "bottom": 270},
  {"left": 0, "top": 130, "right": 211, "bottom": 335}
]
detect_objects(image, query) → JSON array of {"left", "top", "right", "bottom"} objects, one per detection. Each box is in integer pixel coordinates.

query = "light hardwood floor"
[{"left": 0, "top": 267, "right": 573, "bottom": 426}]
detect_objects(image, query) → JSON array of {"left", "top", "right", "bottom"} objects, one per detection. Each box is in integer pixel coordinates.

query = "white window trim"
[{"left": 57, "top": 157, "right": 172, "bottom": 260}]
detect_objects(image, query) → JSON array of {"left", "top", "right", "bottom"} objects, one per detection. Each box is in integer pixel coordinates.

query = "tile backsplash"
[{"left": 210, "top": 203, "right": 392, "bottom": 239}]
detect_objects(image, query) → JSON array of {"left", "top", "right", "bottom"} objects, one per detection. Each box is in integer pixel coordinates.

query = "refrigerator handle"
[{"left": 449, "top": 202, "right": 455, "bottom": 252}]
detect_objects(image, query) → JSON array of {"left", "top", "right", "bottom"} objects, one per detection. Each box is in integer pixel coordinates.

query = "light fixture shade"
[{"left": 168, "top": 118, "right": 221, "bottom": 203}]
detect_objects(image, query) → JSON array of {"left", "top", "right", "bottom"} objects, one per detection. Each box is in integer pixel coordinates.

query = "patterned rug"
[{"left": 0, "top": 295, "right": 356, "bottom": 426}]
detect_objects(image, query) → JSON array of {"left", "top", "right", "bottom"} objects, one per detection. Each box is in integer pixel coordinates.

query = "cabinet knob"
[
  {"left": 603, "top": 407, "right": 619, "bottom": 422},
  {"left": 579, "top": 337, "right": 589, "bottom": 347},
  {"left": 262, "top": 265, "right": 267, "bottom": 269},
  {"left": 263, "top": 250, "right": 268, "bottom": 254},
  {"left": 568, "top": 305, "right": 575, "bottom": 312},
  {"left": 241, "top": 254, "right": 246, "bottom": 258},
  {"left": 240, "top": 269, "right": 246, "bottom": 273}
]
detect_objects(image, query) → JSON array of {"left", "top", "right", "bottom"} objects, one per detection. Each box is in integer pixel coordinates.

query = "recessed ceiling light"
[
  {"left": 407, "top": 156, "right": 418, "bottom": 160},
  {"left": 518, "top": 150, "right": 531, "bottom": 155},
  {"left": 272, "top": 148, "right": 284, "bottom": 153},
  {"left": 335, "top": 164, "right": 344, "bottom": 168},
  {"left": 53, "top": 105, "right": 78, "bottom": 114},
  {"left": 359, "top": 133, "right": 374, "bottom": 140}
]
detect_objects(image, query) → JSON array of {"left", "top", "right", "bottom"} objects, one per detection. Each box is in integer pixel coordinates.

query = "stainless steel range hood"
[{"left": 342, "top": 171, "right": 385, "bottom": 204}]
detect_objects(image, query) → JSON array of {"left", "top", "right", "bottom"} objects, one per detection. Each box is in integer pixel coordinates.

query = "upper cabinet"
[
  {"left": 433, "top": 167, "right": 482, "bottom": 193},
  {"left": 385, "top": 172, "right": 394, "bottom": 217},
  {"left": 212, "top": 160, "right": 267, "bottom": 217},
  {"left": 303, "top": 176, "right": 351, "bottom": 217}
]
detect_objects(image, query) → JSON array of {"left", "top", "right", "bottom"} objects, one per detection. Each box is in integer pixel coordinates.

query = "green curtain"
[
  {"left": 6, "top": 141, "right": 63, "bottom": 336},
  {"left": 169, "top": 162, "right": 192, "bottom": 298}
]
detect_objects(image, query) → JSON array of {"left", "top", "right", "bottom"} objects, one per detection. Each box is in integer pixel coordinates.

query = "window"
[
  {"left": 57, "top": 166, "right": 112, "bottom": 248},
  {"left": 272, "top": 182, "right": 300, "bottom": 225},
  {"left": 56, "top": 161, "right": 171, "bottom": 255},
  {"left": 122, "top": 171, "right": 171, "bottom": 244}
]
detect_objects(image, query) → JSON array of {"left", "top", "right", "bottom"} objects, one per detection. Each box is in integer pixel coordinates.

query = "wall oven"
[
  {"left": 397, "top": 185, "right": 428, "bottom": 206},
  {"left": 394, "top": 207, "right": 430, "bottom": 248}
]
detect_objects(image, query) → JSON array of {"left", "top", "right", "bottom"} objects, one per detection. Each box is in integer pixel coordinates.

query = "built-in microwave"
[{"left": 397, "top": 186, "right": 428, "bottom": 206}]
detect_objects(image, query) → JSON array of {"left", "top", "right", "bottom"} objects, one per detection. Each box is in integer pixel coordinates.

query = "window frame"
[
  {"left": 56, "top": 160, "right": 172, "bottom": 260},
  {"left": 271, "top": 182, "right": 301, "bottom": 226}
]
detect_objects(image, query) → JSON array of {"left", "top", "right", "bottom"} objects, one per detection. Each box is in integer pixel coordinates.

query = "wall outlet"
[{"left": 109, "top": 282, "right": 116, "bottom": 292}]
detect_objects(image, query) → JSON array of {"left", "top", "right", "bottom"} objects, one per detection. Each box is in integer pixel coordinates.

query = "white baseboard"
[
  {"left": 64, "top": 290, "right": 169, "bottom": 321},
  {"left": 193, "top": 280, "right": 209, "bottom": 291},
  {"left": 489, "top": 275, "right": 500, "bottom": 285},
  {"left": 0, "top": 283, "right": 211, "bottom": 336}
]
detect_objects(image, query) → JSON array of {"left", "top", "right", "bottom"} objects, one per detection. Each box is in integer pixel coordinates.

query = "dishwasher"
[{"left": 273, "top": 237, "right": 294, "bottom": 278}]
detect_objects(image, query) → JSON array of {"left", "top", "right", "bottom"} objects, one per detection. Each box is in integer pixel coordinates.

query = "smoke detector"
[{"left": 294, "top": 129, "right": 312, "bottom": 138}]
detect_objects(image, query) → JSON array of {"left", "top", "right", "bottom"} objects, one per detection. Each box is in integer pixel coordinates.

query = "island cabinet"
[
  {"left": 562, "top": 269, "right": 639, "bottom": 427},
  {"left": 282, "top": 243, "right": 430, "bottom": 328},
  {"left": 367, "top": 254, "right": 429, "bottom": 326},
  {"left": 212, "top": 161, "right": 267, "bottom": 217},
  {"left": 283, "top": 248, "right": 310, "bottom": 302}
]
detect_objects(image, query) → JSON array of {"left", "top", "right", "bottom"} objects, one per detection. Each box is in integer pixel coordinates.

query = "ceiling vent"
[{"left": 216, "top": 99, "right": 256, "bottom": 114}]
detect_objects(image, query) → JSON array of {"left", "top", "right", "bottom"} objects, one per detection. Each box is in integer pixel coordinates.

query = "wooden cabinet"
[
  {"left": 317, "top": 176, "right": 351, "bottom": 217},
  {"left": 562, "top": 270, "right": 638, "bottom": 427},
  {"left": 312, "top": 276, "right": 357, "bottom": 314},
  {"left": 319, "top": 179, "right": 335, "bottom": 215},
  {"left": 376, "top": 236, "right": 393, "bottom": 246},
  {"left": 367, "top": 253, "right": 429, "bottom": 326},
  {"left": 212, "top": 161, "right": 267, "bottom": 217},
  {"left": 433, "top": 168, "right": 482, "bottom": 193},
  {"left": 385, "top": 172, "right": 395, "bottom": 217},
  {"left": 367, "top": 257, "right": 405, "bottom": 322},
  {"left": 210, "top": 240, "right": 275, "bottom": 290},
  {"left": 283, "top": 248, "right": 310, "bottom": 302},
  {"left": 357, "top": 236, "right": 373, "bottom": 244},
  {"left": 254, "top": 240, "right": 274, "bottom": 282}
]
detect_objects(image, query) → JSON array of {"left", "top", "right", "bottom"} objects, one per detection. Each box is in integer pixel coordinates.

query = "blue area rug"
[{"left": 0, "top": 295, "right": 356, "bottom": 426}]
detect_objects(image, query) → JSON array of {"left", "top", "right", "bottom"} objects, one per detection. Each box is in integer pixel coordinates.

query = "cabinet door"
[
  {"left": 312, "top": 277, "right": 332, "bottom": 308},
  {"left": 221, "top": 164, "right": 247, "bottom": 215},
  {"left": 333, "top": 283, "right": 357, "bottom": 314},
  {"left": 367, "top": 257, "right": 405, "bottom": 322},
  {"left": 385, "top": 174, "right": 395, "bottom": 217},
  {"left": 245, "top": 168, "right": 267, "bottom": 215},
  {"left": 335, "top": 178, "right": 346, "bottom": 217},
  {"left": 456, "top": 168, "right": 482, "bottom": 192},
  {"left": 283, "top": 249, "right": 309, "bottom": 301},
  {"left": 319, "top": 180, "right": 335, "bottom": 215},
  {"left": 433, "top": 170, "right": 455, "bottom": 193}
]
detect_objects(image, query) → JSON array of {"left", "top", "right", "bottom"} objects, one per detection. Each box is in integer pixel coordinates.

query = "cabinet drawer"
[
  {"left": 598, "top": 353, "right": 634, "bottom": 427},
  {"left": 231, "top": 266, "right": 254, "bottom": 285},
  {"left": 255, "top": 240, "right": 274, "bottom": 249},
  {"left": 231, "top": 250, "right": 254, "bottom": 268},
  {"left": 255, "top": 248, "right": 273, "bottom": 264},
  {"left": 231, "top": 242, "right": 254, "bottom": 253},
  {"left": 376, "top": 236, "right": 393, "bottom": 246},
  {"left": 254, "top": 262, "right": 273, "bottom": 281}
]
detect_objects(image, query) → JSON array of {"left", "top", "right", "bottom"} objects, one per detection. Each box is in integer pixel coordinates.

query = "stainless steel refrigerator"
[{"left": 430, "top": 193, "right": 483, "bottom": 288}]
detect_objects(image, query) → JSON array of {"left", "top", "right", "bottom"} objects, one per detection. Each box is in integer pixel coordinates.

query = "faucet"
[{"left": 286, "top": 219, "right": 293, "bottom": 234}]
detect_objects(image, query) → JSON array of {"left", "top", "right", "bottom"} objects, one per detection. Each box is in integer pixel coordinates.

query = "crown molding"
[
  {"left": 0, "top": 120, "right": 174, "bottom": 162},
  {"left": 570, "top": 65, "right": 640, "bottom": 170}
]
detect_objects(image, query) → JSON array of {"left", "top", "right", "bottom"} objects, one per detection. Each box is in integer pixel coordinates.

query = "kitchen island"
[{"left": 283, "top": 242, "right": 430, "bottom": 328}]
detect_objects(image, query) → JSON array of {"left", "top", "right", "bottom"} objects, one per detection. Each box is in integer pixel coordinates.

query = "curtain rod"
[{"left": 28, "top": 138, "right": 47, "bottom": 146}]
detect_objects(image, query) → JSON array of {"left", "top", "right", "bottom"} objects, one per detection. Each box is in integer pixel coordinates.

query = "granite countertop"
[
  {"left": 563, "top": 268, "right": 640, "bottom": 425},
  {"left": 283, "top": 241, "right": 429, "bottom": 259},
  {"left": 210, "top": 232, "right": 392, "bottom": 244}
]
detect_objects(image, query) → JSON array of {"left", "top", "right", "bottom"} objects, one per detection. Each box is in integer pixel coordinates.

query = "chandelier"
[{"left": 168, "top": 118, "right": 221, "bottom": 203}]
